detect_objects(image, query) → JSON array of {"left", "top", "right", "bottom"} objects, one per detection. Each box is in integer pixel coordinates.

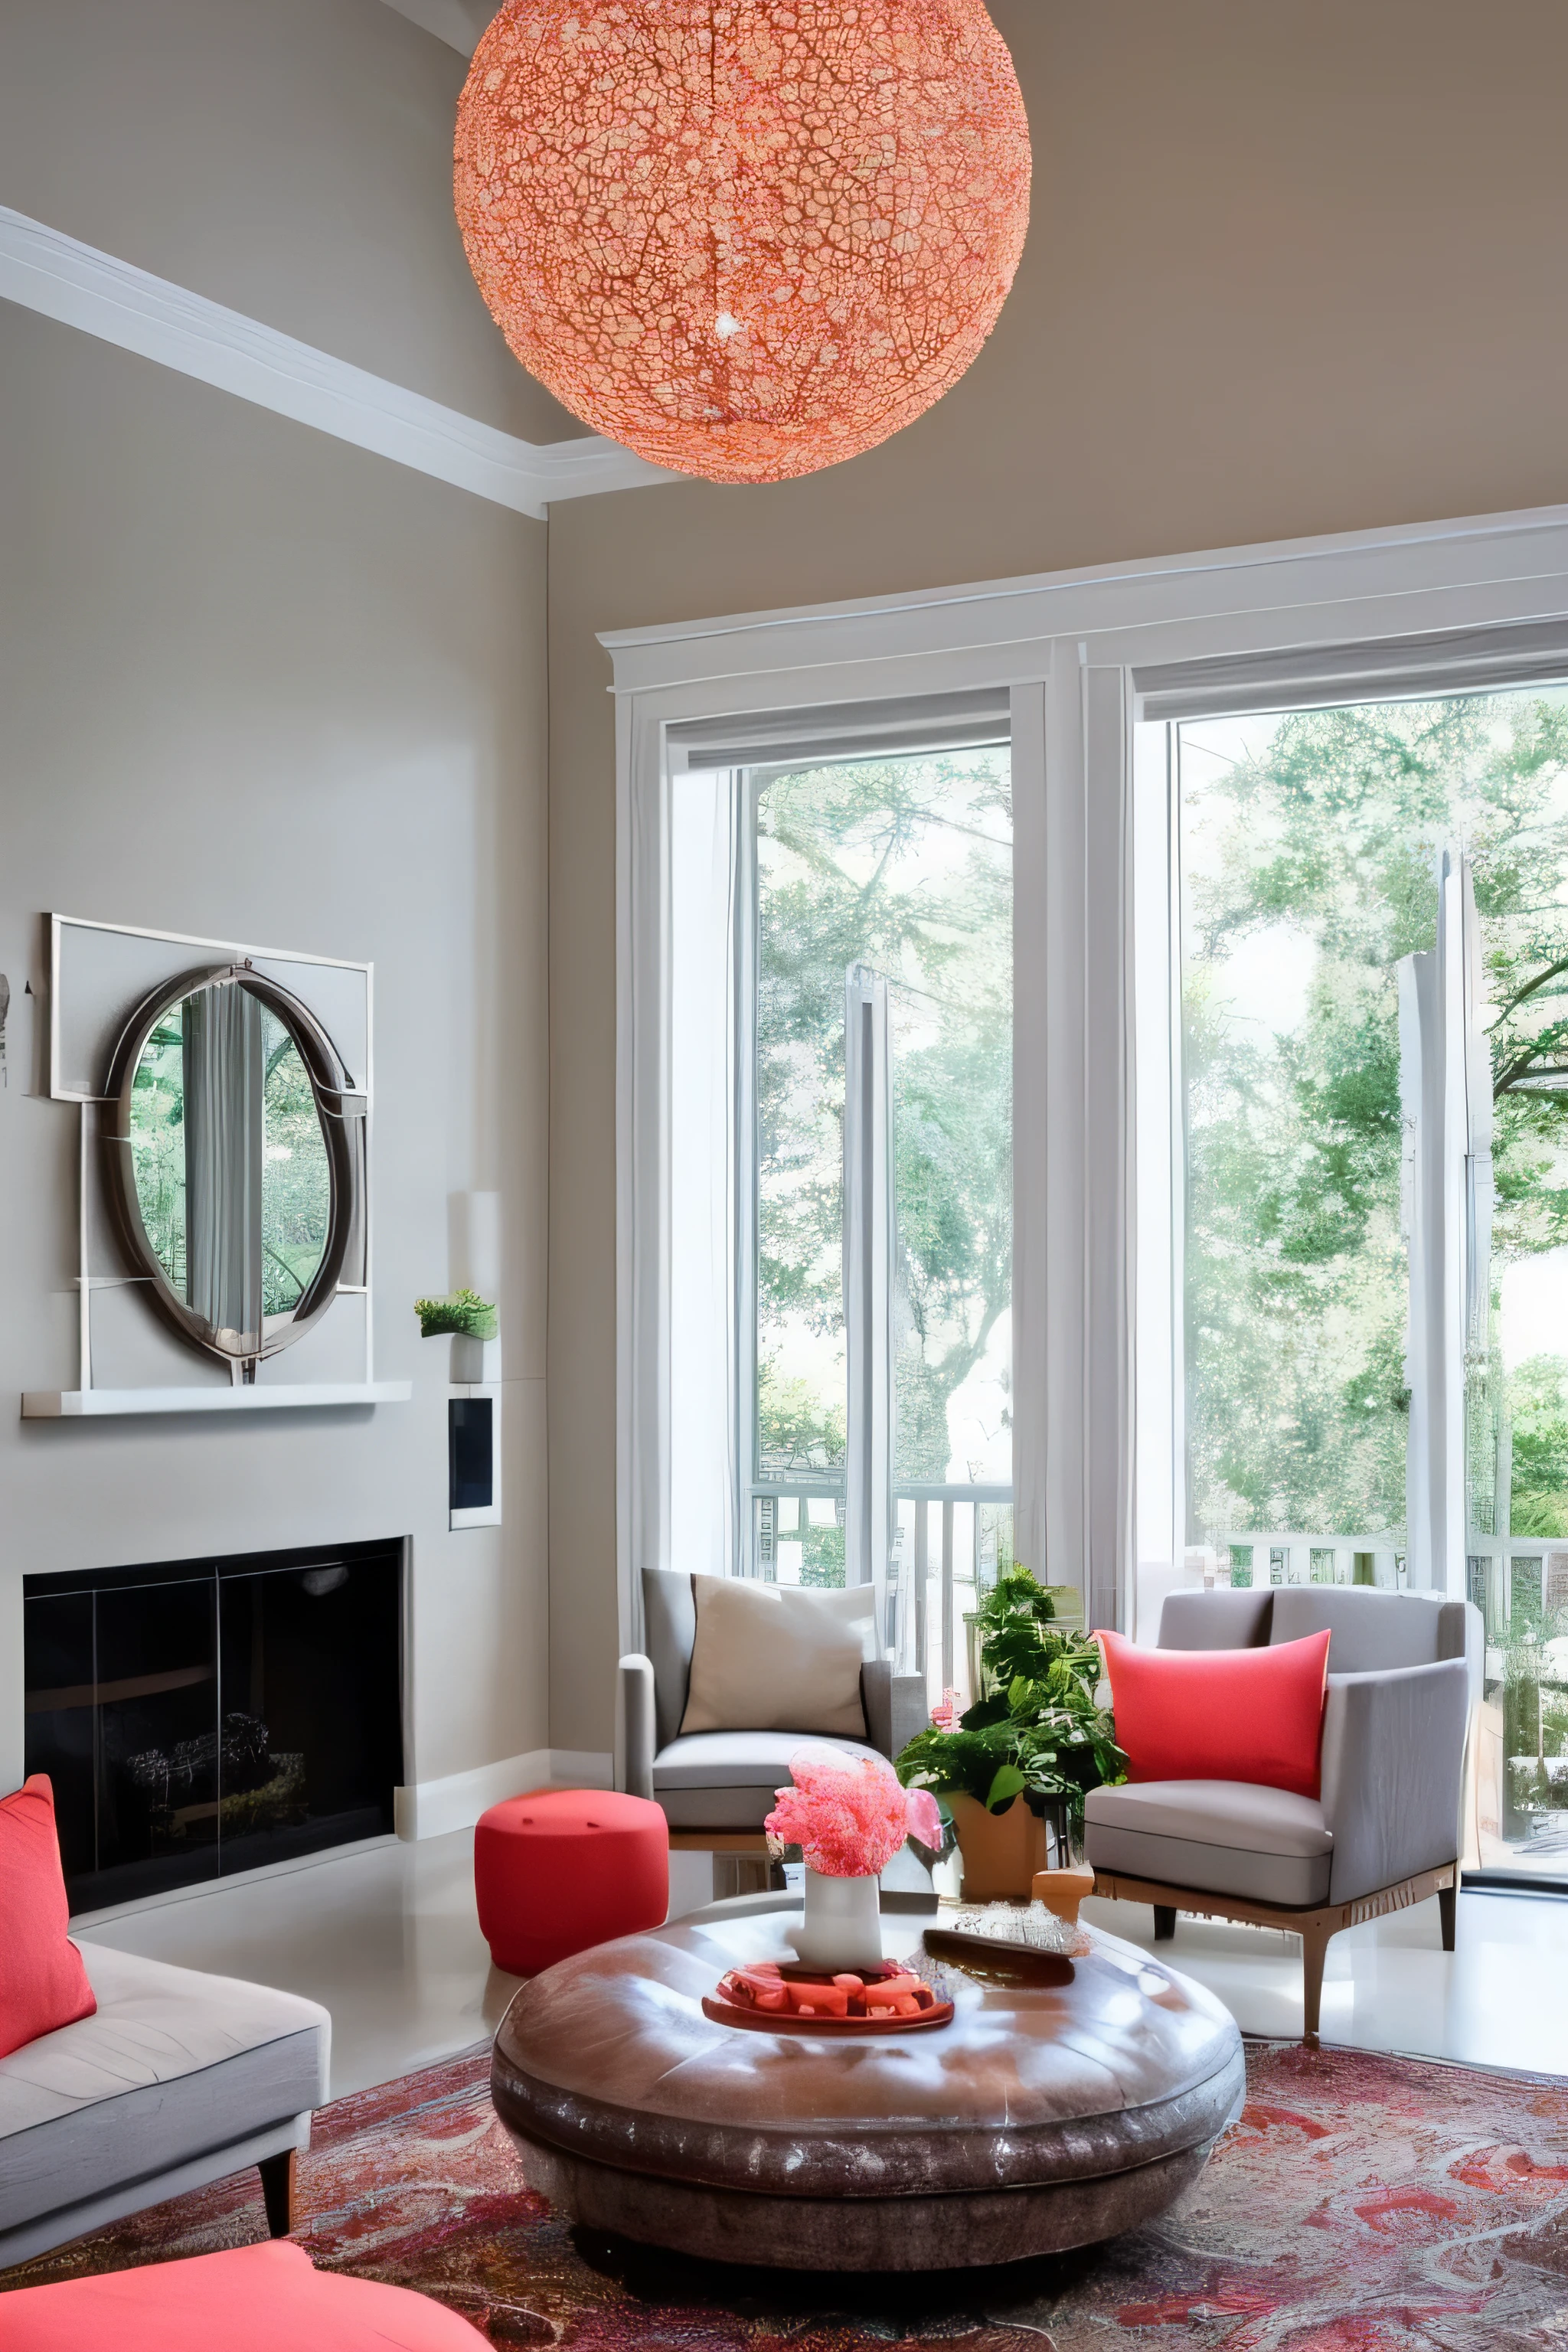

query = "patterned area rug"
[{"left": 8, "top": 2040, "right": 1568, "bottom": 2347}]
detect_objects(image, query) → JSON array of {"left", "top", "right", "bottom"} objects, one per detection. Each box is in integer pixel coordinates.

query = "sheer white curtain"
[
  {"left": 842, "top": 963, "right": 893, "bottom": 1592},
  {"left": 1013, "top": 662, "right": 1135, "bottom": 1634},
  {"left": 1399, "top": 848, "right": 1493, "bottom": 1596},
  {"left": 668, "top": 766, "right": 742, "bottom": 1578}
]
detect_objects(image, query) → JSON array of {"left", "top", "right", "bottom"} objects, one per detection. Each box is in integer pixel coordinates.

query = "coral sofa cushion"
[
  {"left": 0, "top": 1775, "right": 96, "bottom": 2060},
  {"left": 1098, "top": 1627, "right": 1331, "bottom": 1799},
  {"left": 0, "top": 2239, "right": 493, "bottom": 2350}
]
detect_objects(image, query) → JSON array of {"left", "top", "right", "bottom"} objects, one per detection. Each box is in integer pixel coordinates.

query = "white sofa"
[{"left": 0, "top": 1942, "right": 328, "bottom": 2269}]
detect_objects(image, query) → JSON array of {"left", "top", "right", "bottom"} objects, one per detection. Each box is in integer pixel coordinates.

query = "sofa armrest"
[
  {"left": 1320, "top": 1656, "right": 1470, "bottom": 1904},
  {"left": 615, "top": 1654, "right": 657, "bottom": 1801},
  {"left": 859, "top": 1663, "right": 929, "bottom": 1762},
  {"left": 1436, "top": 1596, "right": 1485, "bottom": 1705}
]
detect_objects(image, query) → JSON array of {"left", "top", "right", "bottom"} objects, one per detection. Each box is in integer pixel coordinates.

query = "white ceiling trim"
[{"left": 0, "top": 204, "right": 677, "bottom": 518}]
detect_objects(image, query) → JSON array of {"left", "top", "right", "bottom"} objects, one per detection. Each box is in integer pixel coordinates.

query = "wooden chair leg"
[
  {"left": 1438, "top": 1882, "right": 1457, "bottom": 1952},
  {"left": 1152, "top": 1906, "right": 1177, "bottom": 1942},
  {"left": 1299, "top": 1926, "right": 1330, "bottom": 2047},
  {"left": 258, "top": 2148, "right": 297, "bottom": 2238}
]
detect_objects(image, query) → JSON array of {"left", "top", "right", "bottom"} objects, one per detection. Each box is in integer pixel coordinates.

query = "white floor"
[
  {"left": 1080, "top": 1887, "right": 1568, "bottom": 2076},
  {"left": 75, "top": 1838, "right": 1568, "bottom": 2096},
  {"left": 75, "top": 1832, "right": 522, "bottom": 2099}
]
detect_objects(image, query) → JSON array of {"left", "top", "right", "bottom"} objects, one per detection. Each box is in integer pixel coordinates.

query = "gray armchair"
[
  {"left": 616, "top": 1567, "right": 929, "bottom": 1832},
  {"left": 1084, "top": 1584, "right": 1481, "bottom": 2044}
]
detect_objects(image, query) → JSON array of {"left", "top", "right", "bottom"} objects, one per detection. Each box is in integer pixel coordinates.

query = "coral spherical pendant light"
[{"left": 454, "top": 0, "right": 1031, "bottom": 485}]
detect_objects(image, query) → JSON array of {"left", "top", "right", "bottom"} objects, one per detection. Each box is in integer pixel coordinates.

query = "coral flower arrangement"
[
  {"left": 763, "top": 1749, "right": 940, "bottom": 1970},
  {"left": 766, "top": 1749, "right": 942, "bottom": 1878}
]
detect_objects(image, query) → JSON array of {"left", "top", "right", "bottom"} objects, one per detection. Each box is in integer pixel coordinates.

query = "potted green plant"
[
  {"left": 414, "top": 1289, "right": 498, "bottom": 1341},
  {"left": 895, "top": 1568, "right": 1125, "bottom": 1900},
  {"left": 415, "top": 1289, "right": 499, "bottom": 1384}
]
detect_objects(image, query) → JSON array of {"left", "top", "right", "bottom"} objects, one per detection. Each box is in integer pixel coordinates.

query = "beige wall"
[
  {"left": 0, "top": 305, "right": 550, "bottom": 1795},
  {"left": 546, "top": 0, "right": 1568, "bottom": 1744},
  {"left": 1, "top": 0, "right": 555, "bottom": 1803},
  {"left": 0, "top": 0, "right": 579, "bottom": 443}
]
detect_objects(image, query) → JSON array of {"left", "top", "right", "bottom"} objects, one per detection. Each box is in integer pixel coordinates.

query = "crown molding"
[{"left": 0, "top": 204, "right": 677, "bottom": 518}]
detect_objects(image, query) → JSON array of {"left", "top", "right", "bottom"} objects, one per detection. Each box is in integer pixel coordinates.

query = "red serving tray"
[
  {"left": 701, "top": 1992, "right": 955, "bottom": 2034},
  {"left": 703, "top": 1965, "right": 953, "bottom": 2035}
]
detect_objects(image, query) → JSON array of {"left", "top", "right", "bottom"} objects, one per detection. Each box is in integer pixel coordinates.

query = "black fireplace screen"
[{"left": 24, "top": 1539, "right": 405, "bottom": 1914}]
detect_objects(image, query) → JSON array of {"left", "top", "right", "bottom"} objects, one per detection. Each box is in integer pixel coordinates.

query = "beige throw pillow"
[{"left": 678, "top": 1575, "right": 877, "bottom": 1738}]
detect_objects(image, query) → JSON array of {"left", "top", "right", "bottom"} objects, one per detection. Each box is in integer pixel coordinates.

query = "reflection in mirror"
[
  {"left": 122, "top": 974, "right": 338, "bottom": 1364},
  {"left": 260, "top": 1004, "right": 330, "bottom": 1323}
]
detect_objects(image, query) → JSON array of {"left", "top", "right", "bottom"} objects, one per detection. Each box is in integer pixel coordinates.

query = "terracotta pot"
[{"left": 948, "top": 1792, "right": 1049, "bottom": 1902}]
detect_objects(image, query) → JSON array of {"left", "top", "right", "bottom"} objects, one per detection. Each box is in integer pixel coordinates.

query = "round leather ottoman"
[
  {"left": 475, "top": 1787, "right": 668, "bottom": 1975},
  {"left": 492, "top": 1903, "right": 1245, "bottom": 2270}
]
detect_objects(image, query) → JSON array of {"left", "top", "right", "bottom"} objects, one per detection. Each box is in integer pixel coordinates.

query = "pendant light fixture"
[{"left": 455, "top": 0, "right": 1031, "bottom": 485}]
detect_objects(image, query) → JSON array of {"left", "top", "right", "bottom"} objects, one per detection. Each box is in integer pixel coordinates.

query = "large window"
[
  {"left": 1140, "top": 683, "right": 1568, "bottom": 1879},
  {"left": 749, "top": 743, "right": 1014, "bottom": 1678},
  {"left": 623, "top": 501, "right": 1568, "bottom": 1792},
  {"left": 664, "top": 706, "right": 1014, "bottom": 1700}
]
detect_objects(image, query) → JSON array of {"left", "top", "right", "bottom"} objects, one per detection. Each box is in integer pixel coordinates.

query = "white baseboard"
[
  {"left": 547, "top": 1749, "right": 616, "bottom": 1792},
  {"left": 394, "top": 1747, "right": 614, "bottom": 1840}
]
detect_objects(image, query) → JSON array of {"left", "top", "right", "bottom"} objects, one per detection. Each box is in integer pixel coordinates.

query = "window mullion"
[{"left": 843, "top": 963, "right": 893, "bottom": 1596}]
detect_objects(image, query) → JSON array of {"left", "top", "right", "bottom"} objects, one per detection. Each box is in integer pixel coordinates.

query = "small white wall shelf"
[{"left": 22, "top": 1382, "right": 412, "bottom": 1418}]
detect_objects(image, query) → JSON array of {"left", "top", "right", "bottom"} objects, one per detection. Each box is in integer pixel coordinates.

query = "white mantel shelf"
[{"left": 21, "top": 1382, "right": 413, "bottom": 1418}]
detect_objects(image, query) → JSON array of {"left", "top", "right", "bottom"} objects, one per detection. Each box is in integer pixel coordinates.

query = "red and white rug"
[{"left": 7, "top": 2040, "right": 1568, "bottom": 2347}]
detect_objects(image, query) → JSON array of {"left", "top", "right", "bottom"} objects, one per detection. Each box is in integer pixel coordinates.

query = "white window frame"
[
  {"left": 663, "top": 714, "right": 1016, "bottom": 1615},
  {"left": 607, "top": 499, "right": 1568, "bottom": 1655}
]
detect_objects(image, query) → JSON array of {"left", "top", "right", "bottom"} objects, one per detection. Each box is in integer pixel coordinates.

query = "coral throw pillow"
[
  {"left": 1098, "top": 1628, "right": 1331, "bottom": 1799},
  {"left": 0, "top": 1775, "right": 96, "bottom": 2060}
]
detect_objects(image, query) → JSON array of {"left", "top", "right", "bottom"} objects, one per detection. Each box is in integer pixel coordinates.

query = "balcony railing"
[
  {"left": 1463, "top": 1537, "right": 1568, "bottom": 1665},
  {"left": 1207, "top": 1527, "right": 1568, "bottom": 1664},
  {"left": 1206, "top": 1531, "right": 1407, "bottom": 1590}
]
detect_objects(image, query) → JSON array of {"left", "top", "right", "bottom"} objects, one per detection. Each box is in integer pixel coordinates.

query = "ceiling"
[{"left": 377, "top": 0, "right": 487, "bottom": 57}]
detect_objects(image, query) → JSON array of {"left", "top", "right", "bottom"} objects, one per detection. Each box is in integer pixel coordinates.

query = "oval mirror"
[{"left": 106, "top": 964, "right": 364, "bottom": 1370}]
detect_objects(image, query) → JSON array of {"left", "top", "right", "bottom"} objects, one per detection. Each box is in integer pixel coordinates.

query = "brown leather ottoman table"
[{"left": 491, "top": 1902, "right": 1244, "bottom": 2270}]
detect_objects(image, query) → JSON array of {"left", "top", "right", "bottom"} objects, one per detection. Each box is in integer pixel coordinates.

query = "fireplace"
[{"left": 24, "top": 1538, "right": 406, "bottom": 1914}]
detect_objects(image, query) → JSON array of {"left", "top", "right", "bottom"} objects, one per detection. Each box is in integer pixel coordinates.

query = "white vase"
[{"left": 790, "top": 1867, "right": 884, "bottom": 1971}]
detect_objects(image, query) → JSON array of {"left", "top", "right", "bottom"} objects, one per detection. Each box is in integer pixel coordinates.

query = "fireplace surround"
[{"left": 24, "top": 1537, "right": 407, "bottom": 1914}]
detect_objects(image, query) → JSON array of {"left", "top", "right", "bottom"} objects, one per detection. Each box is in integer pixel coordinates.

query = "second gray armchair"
[{"left": 1085, "top": 1583, "right": 1481, "bottom": 2043}]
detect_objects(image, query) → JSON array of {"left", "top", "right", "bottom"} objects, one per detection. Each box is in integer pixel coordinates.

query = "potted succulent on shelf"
[
  {"left": 414, "top": 1289, "right": 498, "bottom": 1339},
  {"left": 414, "top": 1289, "right": 498, "bottom": 1383},
  {"left": 895, "top": 1568, "right": 1125, "bottom": 1901},
  {"left": 765, "top": 1748, "right": 942, "bottom": 1971}
]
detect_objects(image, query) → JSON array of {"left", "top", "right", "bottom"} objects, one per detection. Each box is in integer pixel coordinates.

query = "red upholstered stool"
[
  {"left": 474, "top": 1787, "right": 668, "bottom": 1975},
  {"left": 0, "top": 2239, "right": 490, "bottom": 2350}
]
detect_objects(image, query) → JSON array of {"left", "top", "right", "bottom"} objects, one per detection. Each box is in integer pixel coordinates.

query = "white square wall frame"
[{"left": 23, "top": 912, "right": 410, "bottom": 1418}]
